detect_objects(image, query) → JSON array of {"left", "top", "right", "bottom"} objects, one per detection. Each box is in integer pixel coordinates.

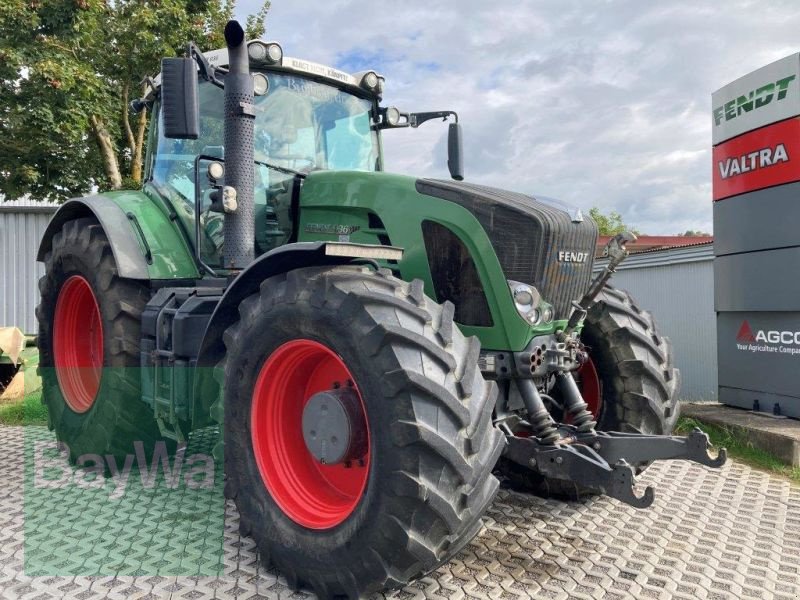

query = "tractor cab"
[{"left": 143, "top": 45, "right": 385, "bottom": 267}]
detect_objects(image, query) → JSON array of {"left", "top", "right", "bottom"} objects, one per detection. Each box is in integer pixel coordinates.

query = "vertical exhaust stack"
[{"left": 223, "top": 20, "right": 255, "bottom": 269}]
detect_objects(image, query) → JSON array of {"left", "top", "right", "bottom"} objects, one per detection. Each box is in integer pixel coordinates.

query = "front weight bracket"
[{"left": 503, "top": 427, "right": 726, "bottom": 509}]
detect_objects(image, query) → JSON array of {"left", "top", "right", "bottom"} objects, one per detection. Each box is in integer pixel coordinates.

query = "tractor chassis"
[{"left": 503, "top": 427, "right": 727, "bottom": 508}]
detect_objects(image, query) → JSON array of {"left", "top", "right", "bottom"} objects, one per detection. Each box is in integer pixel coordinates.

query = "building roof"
[
  {"left": 0, "top": 198, "right": 59, "bottom": 213},
  {"left": 594, "top": 240, "right": 714, "bottom": 270},
  {"left": 595, "top": 235, "right": 713, "bottom": 257}
]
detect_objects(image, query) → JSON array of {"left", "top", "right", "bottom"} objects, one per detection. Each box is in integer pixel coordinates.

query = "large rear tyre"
[
  {"left": 37, "top": 217, "right": 165, "bottom": 462},
  {"left": 220, "top": 266, "right": 504, "bottom": 598},
  {"left": 499, "top": 284, "right": 680, "bottom": 499}
]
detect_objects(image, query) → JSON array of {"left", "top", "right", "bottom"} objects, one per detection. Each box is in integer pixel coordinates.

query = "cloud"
[{"left": 237, "top": 0, "right": 800, "bottom": 233}]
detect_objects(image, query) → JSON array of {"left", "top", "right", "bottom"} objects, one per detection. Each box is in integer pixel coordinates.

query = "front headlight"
[
  {"left": 540, "top": 304, "right": 554, "bottom": 324},
  {"left": 508, "top": 281, "right": 554, "bottom": 326}
]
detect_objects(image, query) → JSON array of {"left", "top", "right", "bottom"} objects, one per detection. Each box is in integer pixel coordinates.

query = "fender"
[
  {"left": 191, "top": 242, "right": 354, "bottom": 427},
  {"left": 37, "top": 191, "right": 199, "bottom": 280}
]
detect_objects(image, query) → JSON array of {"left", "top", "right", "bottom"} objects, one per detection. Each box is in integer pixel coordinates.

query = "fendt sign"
[
  {"left": 712, "top": 75, "right": 795, "bottom": 128},
  {"left": 712, "top": 54, "right": 800, "bottom": 145},
  {"left": 712, "top": 54, "right": 800, "bottom": 201}
]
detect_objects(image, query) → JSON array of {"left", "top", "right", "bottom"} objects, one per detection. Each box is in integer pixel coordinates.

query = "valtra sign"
[{"left": 712, "top": 117, "right": 800, "bottom": 201}]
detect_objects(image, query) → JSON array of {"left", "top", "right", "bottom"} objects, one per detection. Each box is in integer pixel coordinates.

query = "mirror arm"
[
  {"left": 410, "top": 110, "right": 459, "bottom": 128},
  {"left": 130, "top": 76, "right": 158, "bottom": 114},
  {"left": 187, "top": 42, "right": 223, "bottom": 87}
]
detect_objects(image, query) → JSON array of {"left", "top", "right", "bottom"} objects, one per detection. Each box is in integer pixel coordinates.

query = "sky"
[{"left": 237, "top": 0, "right": 800, "bottom": 234}]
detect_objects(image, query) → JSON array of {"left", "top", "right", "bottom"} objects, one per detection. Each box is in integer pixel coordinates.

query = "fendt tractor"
[{"left": 37, "top": 21, "right": 727, "bottom": 598}]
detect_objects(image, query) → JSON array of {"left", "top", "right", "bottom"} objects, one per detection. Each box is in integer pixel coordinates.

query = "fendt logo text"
[
  {"left": 717, "top": 143, "right": 789, "bottom": 179},
  {"left": 713, "top": 75, "right": 796, "bottom": 126},
  {"left": 736, "top": 320, "right": 800, "bottom": 356},
  {"left": 557, "top": 251, "right": 588, "bottom": 263}
]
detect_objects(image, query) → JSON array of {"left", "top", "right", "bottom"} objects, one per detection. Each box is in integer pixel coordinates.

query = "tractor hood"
[
  {"left": 296, "top": 170, "right": 598, "bottom": 350},
  {"left": 415, "top": 179, "right": 599, "bottom": 321}
]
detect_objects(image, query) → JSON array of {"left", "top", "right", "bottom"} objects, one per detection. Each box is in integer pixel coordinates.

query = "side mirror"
[
  {"left": 447, "top": 122, "right": 464, "bottom": 181},
  {"left": 160, "top": 57, "right": 199, "bottom": 139}
]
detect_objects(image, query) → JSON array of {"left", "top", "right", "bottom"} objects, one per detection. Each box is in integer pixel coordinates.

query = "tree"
[
  {"left": 588, "top": 207, "right": 640, "bottom": 236},
  {"left": 679, "top": 230, "right": 711, "bottom": 237},
  {"left": 0, "top": 0, "right": 270, "bottom": 202}
]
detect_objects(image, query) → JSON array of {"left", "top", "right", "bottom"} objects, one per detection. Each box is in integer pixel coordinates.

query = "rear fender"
[
  {"left": 191, "top": 242, "right": 353, "bottom": 428},
  {"left": 37, "top": 192, "right": 199, "bottom": 280}
]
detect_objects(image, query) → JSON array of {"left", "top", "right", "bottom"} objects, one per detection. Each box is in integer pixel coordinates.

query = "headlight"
[
  {"left": 252, "top": 73, "right": 269, "bottom": 96},
  {"left": 508, "top": 281, "right": 554, "bottom": 326},
  {"left": 509, "top": 281, "right": 541, "bottom": 324},
  {"left": 385, "top": 106, "right": 401, "bottom": 126},
  {"left": 207, "top": 161, "right": 225, "bottom": 181},
  {"left": 248, "top": 41, "right": 283, "bottom": 65},
  {"left": 266, "top": 43, "right": 283, "bottom": 63},
  {"left": 541, "top": 304, "right": 554, "bottom": 324},
  {"left": 513, "top": 287, "right": 534, "bottom": 306},
  {"left": 361, "top": 71, "right": 379, "bottom": 91},
  {"left": 248, "top": 42, "right": 268, "bottom": 61}
]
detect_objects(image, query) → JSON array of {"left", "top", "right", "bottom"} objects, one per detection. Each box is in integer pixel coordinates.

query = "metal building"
[
  {"left": 594, "top": 242, "right": 717, "bottom": 401},
  {"left": 0, "top": 199, "right": 58, "bottom": 334}
]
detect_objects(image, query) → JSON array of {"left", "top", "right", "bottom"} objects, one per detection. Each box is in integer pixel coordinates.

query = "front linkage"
[
  {"left": 504, "top": 427, "right": 727, "bottom": 508},
  {"left": 499, "top": 233, "right": 727, "bottom": 508}
]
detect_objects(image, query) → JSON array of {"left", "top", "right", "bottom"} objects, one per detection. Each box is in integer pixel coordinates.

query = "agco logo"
[{"left": 737, "top": 320, "right": 800, "bottom": 345}]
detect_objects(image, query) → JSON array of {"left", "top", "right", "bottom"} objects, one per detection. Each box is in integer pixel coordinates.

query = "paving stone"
[{"left": 1, "top": 424, "right": 798, "bottom": 599}]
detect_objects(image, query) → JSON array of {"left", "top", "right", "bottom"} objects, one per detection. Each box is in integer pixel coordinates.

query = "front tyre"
[
  {"left": 220, "top": 266, "right": 504, "bottom": 598},
  {"left": 583, "top": 285, "right": 680, "bottom": 436}
]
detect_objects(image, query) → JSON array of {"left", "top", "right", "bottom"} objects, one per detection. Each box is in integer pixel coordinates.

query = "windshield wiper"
[{"left": 254, "top": 159, "right": 307, "bottom": 178}]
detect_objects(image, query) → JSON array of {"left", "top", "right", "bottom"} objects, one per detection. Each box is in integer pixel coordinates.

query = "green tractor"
[{"left": 37, "top": 21, "right": 725, "bottom": 598}]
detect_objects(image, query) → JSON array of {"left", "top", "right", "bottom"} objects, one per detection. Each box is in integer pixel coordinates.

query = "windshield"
[
  {"left": 148, "top": 72, "right": 380, "bottom": 266},
  {"left": 151, "top": 72, "right": 380, "bottom": 189}
]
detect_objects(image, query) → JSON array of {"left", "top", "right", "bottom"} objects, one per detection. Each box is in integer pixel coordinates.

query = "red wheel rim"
[
  {"left": 251, "top": 339, "right": 370, "bottom": 529},
  {"left": 53, "top": 275, "right": 104, "bottom": 413},
  {"left": 577, "top": 357, "right": 602, "bottom": 418}
]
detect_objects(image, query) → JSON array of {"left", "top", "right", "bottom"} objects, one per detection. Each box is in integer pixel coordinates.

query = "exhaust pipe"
[{"left": 222, "top": 20, "right": 255, "bottom": 269}]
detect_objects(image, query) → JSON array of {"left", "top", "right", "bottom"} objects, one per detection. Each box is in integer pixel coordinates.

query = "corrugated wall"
[
  {"left": 0, "top": 204, "right": 56, "bottom": 334},
  {"left": 595, "top": 245, "right": 717, "bottom": 401}
]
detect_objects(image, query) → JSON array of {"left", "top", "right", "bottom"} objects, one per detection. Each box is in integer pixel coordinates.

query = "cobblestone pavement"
[{"left": 1, "top": 425, "right": 799, "bottom": 600}]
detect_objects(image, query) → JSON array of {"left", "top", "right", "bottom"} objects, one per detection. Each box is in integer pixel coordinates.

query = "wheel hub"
[{"left": 302, "top": 388, "right": 368, "bottom": 465}]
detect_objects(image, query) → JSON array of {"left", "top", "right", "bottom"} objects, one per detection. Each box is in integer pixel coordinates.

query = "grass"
[
  {"left": 0, "top": 347, "right": 47, "bottom": 426},
  {"left": 0, "top": 390, "right": 48, "bottom": 426},
  {"left": 676, "top": 416, "right": 800, "bottom": 484}
]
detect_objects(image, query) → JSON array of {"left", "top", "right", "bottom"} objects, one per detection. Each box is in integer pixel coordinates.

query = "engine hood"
[{"left": 415, "top": 179, "right": 599, "bottom": 320}]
